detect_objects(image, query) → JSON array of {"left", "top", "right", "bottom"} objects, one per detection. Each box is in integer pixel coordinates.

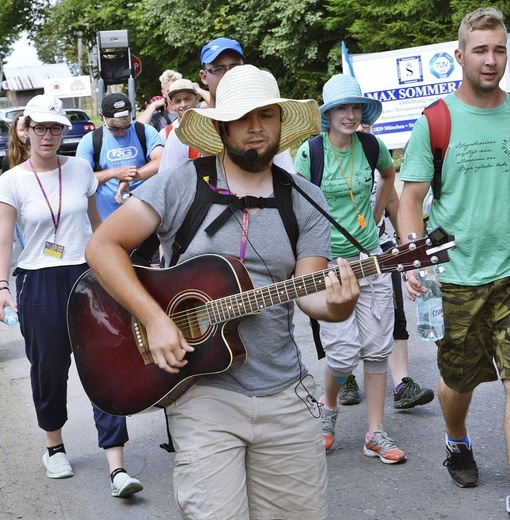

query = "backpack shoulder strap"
[
  {"left": 134, "top": 121, "right": 148, "bottom": 162},
  {"left": 271, "top": 164, "right": 299, "bottom": 259},
  {"left": 164, "top": 123, "right": 174, "bottom": 139},
  {"left": 309, "top": 133, "right": 324, "bottom": 187},
  {"left": 169, "top": 156, "right": 218, "bottom": 266},
  {"left": 423, "top": 98, "right": 451, "bottom": 200},
  {"left": 356, "top": 131, "right": 379, "bottom": 188},
  {"left": 92, "top": 126, "right": 104, "bottom": 172}
]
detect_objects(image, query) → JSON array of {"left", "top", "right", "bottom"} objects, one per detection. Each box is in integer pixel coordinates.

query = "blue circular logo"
[{"left": 430, "top": 52, "right": 455, "bottom": 79}]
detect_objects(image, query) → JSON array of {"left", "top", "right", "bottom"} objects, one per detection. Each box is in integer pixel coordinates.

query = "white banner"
[
  {"left": 43, "top": 75, "right": 92, "bottom": 99},
  {"left": 347, "top": 39, "right": 510, "bottom": 149}
]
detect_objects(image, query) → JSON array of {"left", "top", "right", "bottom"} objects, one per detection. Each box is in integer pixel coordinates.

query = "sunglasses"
[{"left": 104, "top": 120, "right": 132, "bottom": 132}]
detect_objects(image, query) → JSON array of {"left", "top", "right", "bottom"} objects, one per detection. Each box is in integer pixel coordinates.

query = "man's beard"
[{"left": 225, "top": 140, "right": 280, "bottom": 173}]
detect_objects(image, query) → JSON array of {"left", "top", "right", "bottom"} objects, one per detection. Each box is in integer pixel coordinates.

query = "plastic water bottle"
[
  {"left": 416, "top": 267, "right": 445, "bottom": 341},
  {"left": 2, "top": 305, "right": 18, "bottom": 327}
]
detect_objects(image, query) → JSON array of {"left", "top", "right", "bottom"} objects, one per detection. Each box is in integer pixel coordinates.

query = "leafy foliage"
[
  {"left": 4, "top": 0, "right": 510, "bottom": 107},
  {"left": 0, "top": 0, "right": 48, "bottom": 64}
]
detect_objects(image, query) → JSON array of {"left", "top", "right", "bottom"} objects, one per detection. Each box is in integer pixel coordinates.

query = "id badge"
[{"left": 43, "top": 241, "right": 65, "bottom": 259}]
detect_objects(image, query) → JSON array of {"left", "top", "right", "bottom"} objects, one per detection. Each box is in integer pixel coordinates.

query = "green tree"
[
  {"left": 15, "top": 0, "right": 510, "bottom": 108},
  {"left": 324, "top": 0, "right": 509, "bottom": 63},
  {"left": 31, "top": 0, "right": 339, "bottom": 103},
  {"left": 0, "top": 0, "right": 48, "bottom": 66}
]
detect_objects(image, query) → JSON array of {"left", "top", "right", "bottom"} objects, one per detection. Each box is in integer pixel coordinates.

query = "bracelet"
[
  {"left": 401, "top": 273, "right": 408, "bottom": 282},
  {"left": 0, "top": 279, "right": 8, "bottom": 285},
  {"left": 0, "top": 286, "right": 10, "bottom": 293}
]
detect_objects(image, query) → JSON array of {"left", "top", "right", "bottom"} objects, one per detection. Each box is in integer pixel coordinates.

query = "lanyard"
[
  {"left": 328, "top": 135, "right": 367, "bottom": 228},
  {"left": 29, "top": 157, "right": 63, "bottom": 240},
  {"left": 208, "top": 184, "right": 250, "bottom": 262}
]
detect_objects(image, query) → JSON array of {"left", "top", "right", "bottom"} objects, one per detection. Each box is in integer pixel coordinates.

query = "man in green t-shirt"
[{"left": 398, "top": 7, "right": 510, "bottom": 504}]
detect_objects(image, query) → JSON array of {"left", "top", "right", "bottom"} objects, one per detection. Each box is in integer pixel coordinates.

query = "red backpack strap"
[
  {"left": 422, "top": 98, "right": 451, "bottom": 200},
  {"left": 188, "top": 147, "right": 201, "bottom": 159}
]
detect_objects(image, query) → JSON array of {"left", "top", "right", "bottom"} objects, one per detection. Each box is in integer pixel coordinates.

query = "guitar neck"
[{"left": 206, "top": 257, "right": 379, "bottom": 324}]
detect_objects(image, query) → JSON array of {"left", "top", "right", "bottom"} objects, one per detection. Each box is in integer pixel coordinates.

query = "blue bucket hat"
[
  {"left": 200, "top": 37, "right": 245, "bottom": 66},
  {"left": 320, "top": 74, "right": 382, "bottom": 131}
]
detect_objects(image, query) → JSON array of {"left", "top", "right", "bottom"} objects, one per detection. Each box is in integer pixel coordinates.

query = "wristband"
[
  {"left": 0, "top": 279, "right": 8, "bottom": 285},
  {"left": 0, "top": 286, "right": 11, "bottom": 293},
  {"left": 401, "top": 273, "right": 408, "bottom": 282}
]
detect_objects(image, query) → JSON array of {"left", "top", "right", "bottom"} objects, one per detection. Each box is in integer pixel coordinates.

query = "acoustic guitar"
[{"left": 67, "top": 227, "right": 455, "bottom": 416}]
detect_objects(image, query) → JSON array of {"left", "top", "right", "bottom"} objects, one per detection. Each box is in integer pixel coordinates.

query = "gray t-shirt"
[{"left": 133, "top": 158, "right": 331, "bottom": 396}]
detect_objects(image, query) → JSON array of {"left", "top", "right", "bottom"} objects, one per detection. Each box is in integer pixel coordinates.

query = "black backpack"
[
  {"left": 130, "top": 156, "right": 299, "bottom": 267},
  {"left": 169, "top": 156, "right": 298, "bottom": 266},
  {"left": 91, "top": 121, "right": 148, "bottom": 172},
  {"left": 308, "top": 131, "right": 380, "bottom": 189}
]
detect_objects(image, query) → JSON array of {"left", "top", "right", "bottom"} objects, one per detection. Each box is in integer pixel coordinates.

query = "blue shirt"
[{"left": 76, "top": 124, "right": 164, "bottom": 218}]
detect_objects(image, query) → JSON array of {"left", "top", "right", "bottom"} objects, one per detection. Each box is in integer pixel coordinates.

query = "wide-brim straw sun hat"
[
  {"left": 320, "top": 74, "right": 382, "bottom": 131},
  {"left": 23, "top": 94, "right": 72, "bottom": 129},
  {"left": 176, "top": 65, "right": 321, "bottom": 155}
]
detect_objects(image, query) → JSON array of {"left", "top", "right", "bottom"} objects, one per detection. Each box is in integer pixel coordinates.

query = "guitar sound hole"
[{"left": 169, "top": 292, "right": 211, "bottom": 344}]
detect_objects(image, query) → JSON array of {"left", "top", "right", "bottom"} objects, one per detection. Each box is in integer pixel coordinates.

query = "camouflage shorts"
[{"left": 437, "top": 276, "right": 510, "bottom": 393}]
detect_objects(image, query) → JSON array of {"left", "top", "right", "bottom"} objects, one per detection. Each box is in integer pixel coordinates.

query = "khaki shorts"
[
  {"left": 438, "top": 276, "right": 510, "bottom": 393},
  {"left": 166, "top": 376, "right": 328, "bottom": 520}
]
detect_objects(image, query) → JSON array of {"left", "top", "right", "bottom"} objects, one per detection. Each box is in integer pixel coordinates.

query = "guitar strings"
[{"left": 168, "top": 240, "right": 435, "bottom": 333}]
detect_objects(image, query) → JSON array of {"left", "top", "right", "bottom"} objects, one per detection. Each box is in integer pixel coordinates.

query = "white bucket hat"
[
  {"left": 23, "top": 94, "right": 72, "bottom": 129},
  {"left": 320, "top": 74, "right": 382, "bottom": 131},
  {"left": 176, "top": 65, "right": 320, "bottom": 155}
]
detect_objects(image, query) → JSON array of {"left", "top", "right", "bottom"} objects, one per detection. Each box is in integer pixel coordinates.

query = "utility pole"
[{"left": 77, "top": 33, "right": 83, "bottom": 109}]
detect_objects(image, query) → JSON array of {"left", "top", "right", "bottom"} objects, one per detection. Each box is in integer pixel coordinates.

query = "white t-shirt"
[{"left": 0, "top": 157, "right": 98, "bottom": 269}]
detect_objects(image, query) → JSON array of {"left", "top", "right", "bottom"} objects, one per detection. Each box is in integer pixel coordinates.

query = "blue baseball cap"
[{"left": 200, "top": 37, "right": 245, "bottom": 66}]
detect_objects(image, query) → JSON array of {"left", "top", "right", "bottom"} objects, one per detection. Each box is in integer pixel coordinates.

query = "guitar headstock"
[{"left": 378, "top": 226, "right": 456, "bottom": 274}]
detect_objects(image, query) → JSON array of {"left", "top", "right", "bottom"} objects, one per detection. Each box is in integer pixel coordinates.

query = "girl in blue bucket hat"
[{"left": 294, "top": 74, "right": 406, "bottom": 464}]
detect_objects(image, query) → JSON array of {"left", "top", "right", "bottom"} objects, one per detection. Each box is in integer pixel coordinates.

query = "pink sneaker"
[{"left": 364, "top": 426, "right": 406, "bottom": 464}]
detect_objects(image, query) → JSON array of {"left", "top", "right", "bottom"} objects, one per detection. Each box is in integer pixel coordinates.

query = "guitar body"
[{"left": 68, "top": 254, "right": 253, "bottom": 415}]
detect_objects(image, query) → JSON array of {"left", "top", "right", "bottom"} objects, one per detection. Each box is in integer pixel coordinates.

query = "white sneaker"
[
  {"left": 42, "top": 451, "right": 74, "bottom": 479},
  {"left": 111, "top": 471, "right": 143, "bottom": 498}
]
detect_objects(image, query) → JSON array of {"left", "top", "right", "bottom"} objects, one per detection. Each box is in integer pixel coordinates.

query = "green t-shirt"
[
  {"left": 294, "top": 132, "right": 393, "bottom": 258},
  {"left": 399, "top": 93, "right": 510, "bottom": 285}
]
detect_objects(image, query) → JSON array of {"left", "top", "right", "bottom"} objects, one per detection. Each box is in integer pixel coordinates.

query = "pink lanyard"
[
  {"left": 29, "top": 157, "right": 62, "bottom": 240},
  {"left": 208, "top": 184, "right": 250, "bottom": 262}
]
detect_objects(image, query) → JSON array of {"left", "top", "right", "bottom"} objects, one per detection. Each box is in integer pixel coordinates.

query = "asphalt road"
[{"left": 1, "top": 237, "right": 508, "bottom": 520}]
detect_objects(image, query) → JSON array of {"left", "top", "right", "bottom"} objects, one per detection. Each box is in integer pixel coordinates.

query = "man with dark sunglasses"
[{"left": 77, "top": 93, "right": 164, "bottom": 219}]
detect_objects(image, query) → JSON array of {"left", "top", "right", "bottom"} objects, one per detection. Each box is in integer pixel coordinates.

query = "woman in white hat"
[
  {"left": 0, "top": 94, "right": 142, "bottom": 497},
  {"left": 294, "top": 74, "right": 405, "bottom": 463}
]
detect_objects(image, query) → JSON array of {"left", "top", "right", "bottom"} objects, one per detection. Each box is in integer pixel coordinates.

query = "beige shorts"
[{"left": 166, "top": 376, "right": 328, "bottom": 520}]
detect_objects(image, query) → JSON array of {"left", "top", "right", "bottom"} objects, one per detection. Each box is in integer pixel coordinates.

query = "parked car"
[
  {"left": 59, "top": 108, "right": 96, "bottom": 156},
  {"left": 0, "top": 106, "right": 25, "bottom": 124},
  {"left": 0, "top": 119, "right": 9, "bottom": 160}
]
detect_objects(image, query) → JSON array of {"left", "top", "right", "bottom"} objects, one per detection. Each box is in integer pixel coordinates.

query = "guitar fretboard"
[{"left": 205, "top": 257, "right": 380, "bottom": 324}]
